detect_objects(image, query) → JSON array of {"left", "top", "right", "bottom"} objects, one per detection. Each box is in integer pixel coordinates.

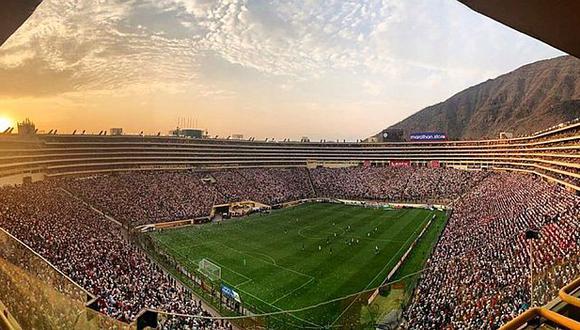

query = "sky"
[{"left": 0, "top": 0, "right": 564, "bottom": 140}]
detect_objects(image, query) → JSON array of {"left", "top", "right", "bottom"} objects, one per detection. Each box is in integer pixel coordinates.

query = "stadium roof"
[
  {"left": 459, "top": 0, "right": 580, "bottom": 58},
  {"left": 0, "top": 0, "right": 579, "bottom": 58},
  {"left": 0, "top": 0, "right": 42, "bottom": 47}
]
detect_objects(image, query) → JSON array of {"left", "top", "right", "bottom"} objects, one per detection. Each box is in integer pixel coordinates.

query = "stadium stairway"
[{"left": 306, "top": 168, "right": 318, "bottom": 197}]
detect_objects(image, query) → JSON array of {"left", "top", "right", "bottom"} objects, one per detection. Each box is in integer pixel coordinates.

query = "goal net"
[{"left": 198, "top": 258, "right": 221, "bottom": 282}]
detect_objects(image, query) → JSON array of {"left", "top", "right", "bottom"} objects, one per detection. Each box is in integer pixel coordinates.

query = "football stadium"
[
  {"left": 1, "top": 1, "right": 580, "bottom": 330},
  {"left": 149, "top": 204, "right": 446, "bottom": 328}
]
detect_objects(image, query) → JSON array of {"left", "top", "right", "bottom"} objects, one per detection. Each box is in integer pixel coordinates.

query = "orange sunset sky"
[{"left": 0, "top": 0, "right": 563, "bottom": 140}]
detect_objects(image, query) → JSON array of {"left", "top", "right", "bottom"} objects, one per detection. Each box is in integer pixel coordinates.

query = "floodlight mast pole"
[
  {"left": 525, "top": 228, "right": 538, "bottom": 308},
  {"left": 530, "top": 239, "right": 533, "bottom": 307}
]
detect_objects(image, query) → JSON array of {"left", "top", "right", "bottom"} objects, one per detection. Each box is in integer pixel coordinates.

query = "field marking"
[
  {"left": 297, "top": 220, "right": 408, "bottom": 244},
  {"left": 297, "top": 226, "right": 346, "bottom": 240},
  {"left": 178, "top": 255, "right": 255, "bottom": 288},
  {"left": 209, "top": 248, "right": 321, "bottom": 327},
  {"left": 189, "top": 242, "right": 321, "bottom": 326},
  {"left": 176, "top": 245, "right": 321, "bottom": 328},
  {"left": 214, "top": 242, "right": 314, "bottom": 281},
  {"left": 154, "top": 205, "right": 434, "bottom": 328},
  {"left": 299, "top": 226, "right": 406, "bottom": 243},
  {"left": 244, "top": 251, "right": 278, "bottom": 265},
  {"left": 367, "top": 212, "right": 432, "bottom": 289},
  {"left": 152, "top": 236, "right": 194, "bottom": 263},
  {"left": 234, "top": 278, "right": 254, "bottom": 288},
  {"left": 175, "top": 241, "right": 212, "bottom": 251},
  {"left": 219, "top": 277, "right": 322, "bottom": 328},
  {"left": 270, "top": 277, "right": 315, "bottom": 305},
  {"left": 203, "top": 257, "right": 254, "bottom": 283},
  {"left": 191, "top": 257, "right": 254, "bottom": 287},
  {"left": 157, "top": 231, "right": 318, "bottom": 317},
  {"left": 153, "top": 236, "right": 256, "bottom": 287},
  {"left": 329, "top": 211, "right": 434, "bottom": 327}
]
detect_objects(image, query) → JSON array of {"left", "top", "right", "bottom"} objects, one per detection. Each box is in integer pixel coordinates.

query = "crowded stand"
[
  {"left": 533, "top": 254, "right": 580, "bottom": 306},
  {"left": 310, "top": 167, "right": 486, "bottom": 202},
  {"left": 0, "top": 229, "right": 100, "bottom": 330},
  {"left": 0, "top": 183, "right": 230, "bottom": 329},
  {"left": 310, "top": 167, "right": 406, "bottom": 200},
  {"left": 59, "top": 167, "right": 486, "bottom": 227},
  {"left": 60, "top": 168, "right": 316, "bottom": 226},
  {"left": 211, "top": 168, "right": 315, "bottom": 205},
  {"left": 494, "top": 163, "right": 580, "bottom": 188},
  {"left": 403, "top": 173, "right": 580, "bottom": 329},
  {"left": 61, "top": 171, "right": 224, "bottom": 226},
  {"left": 0, "top": 164, "right": 578, "bottom": 329}
]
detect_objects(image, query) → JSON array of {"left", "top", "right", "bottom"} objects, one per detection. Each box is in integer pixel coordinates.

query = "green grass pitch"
[{"left": 149, "top": 203, "right": 446, "bottom": 328}]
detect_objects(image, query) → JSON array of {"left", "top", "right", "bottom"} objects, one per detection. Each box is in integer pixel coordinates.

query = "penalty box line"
[
  {"left": 233, "top": 285, "right": 322, "bottom": 328},
  {"left": 270, "top": 277, "right": 315, "bottom": 305},
  {"left": 195, "top": 257, "right": 253, "bottom": 287},
  {"left": 214, "top": 241, "right": 314, "bottom": 281},
  {"left": 217, "top": 275, "right": 322, "bottom": 328},
  {"left": 196, "top": 242, "right": 321, "bottom": 327},
  {"left": 169, "top": 238, "right": 316, "bottom": 302}
]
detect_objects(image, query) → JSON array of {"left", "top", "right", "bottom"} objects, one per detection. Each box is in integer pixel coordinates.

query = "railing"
[
  {"left": 499, "top": 276, "right": 580, "bottom": 330},
  {"left": 0, "top": 299, "right": 20, "bottom": 330},
  {"left": 0, "top": 228, "right": 133, "bottom": 329},
  {"left": 560, "top": 277, "right": 580, "bottom": 309}
]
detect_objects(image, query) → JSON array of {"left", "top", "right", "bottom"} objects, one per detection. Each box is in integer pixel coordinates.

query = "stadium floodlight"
[{"left": 198, "top": 258, "right": 222, "bottom": 282}]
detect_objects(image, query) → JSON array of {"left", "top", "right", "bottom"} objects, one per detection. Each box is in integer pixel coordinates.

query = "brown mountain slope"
[{"left": 381, "top": 55, "right": 580, "bottom": 140}]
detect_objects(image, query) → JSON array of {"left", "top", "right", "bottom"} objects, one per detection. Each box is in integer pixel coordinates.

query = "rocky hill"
[{"left": 376, "top": 55, "right": 580, "bottom": 140}]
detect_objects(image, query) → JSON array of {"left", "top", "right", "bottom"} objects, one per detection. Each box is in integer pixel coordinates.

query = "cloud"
[
  {"left": 0, "top": 0, "right": 562, "bottom": 97},
  {"left": 0, "top": 0, "right": 204, "bottom": 96},
  {"left": 146, "top": 0, "right": 405, "bottom": 77},
  {"left": 0, "top": 0, "right": 564, "bottom": 139},
  {"left": 0, "top": 47, "right": 36, "bottom": 68},
  {"left": 0, "top": 57, "right": 76, "bottom": 97},
  {"left": 362, "top": 80, "right": 383, "bottom": 96}
]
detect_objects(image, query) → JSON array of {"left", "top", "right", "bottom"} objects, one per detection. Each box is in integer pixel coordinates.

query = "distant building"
[
  {"left": 17, "top": 118, "right": 36, "bottom": 136},
  {"left": 171, "top": 128, "right": 205, "bottom": 138},
  {"left": 499, "top": 132, "right": 513, "bottom": 139},
  {"left": 377, "top": 128, "right": 405, "bottom": 142},
  {"left": 232, "top": 134, "right": 244, "bottom": 140},
  {"left": 110, "top": 128, "right": 123, "bottom": 136},
  {"left": 301, "top": 136, "right": 310, "bottom": 142}
]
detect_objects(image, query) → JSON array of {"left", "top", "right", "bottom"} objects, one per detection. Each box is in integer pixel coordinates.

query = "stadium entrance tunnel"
[{"left": 211, "top": 200, "right": 271, "bottom": 220}]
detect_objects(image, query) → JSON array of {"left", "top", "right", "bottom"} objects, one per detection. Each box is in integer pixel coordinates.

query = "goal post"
[{"left": 198, "top": 258, "right": 222, "bottom": 282}]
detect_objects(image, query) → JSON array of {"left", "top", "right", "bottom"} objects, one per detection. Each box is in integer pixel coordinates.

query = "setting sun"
[{"left": 0, "top": 117, "right": 13, "bottom": 132}]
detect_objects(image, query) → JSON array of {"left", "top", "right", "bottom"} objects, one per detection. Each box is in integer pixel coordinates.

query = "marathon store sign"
[{"left": 409, "top": 132, "right": 447, "bottom": 141}]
